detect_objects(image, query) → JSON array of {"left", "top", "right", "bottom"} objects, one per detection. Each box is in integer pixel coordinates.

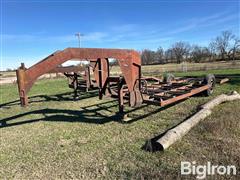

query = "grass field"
[{"left": 0, "top": 69, "right": 240, "bottom": 179}]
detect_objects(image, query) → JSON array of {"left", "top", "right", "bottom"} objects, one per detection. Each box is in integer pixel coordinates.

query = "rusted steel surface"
[
  {"left": 16, "top": 48, "right": 141, "bottom": 107},
  {"left": 140, "top": 76, "right": 214, "bottom": 107},
  {"left": 16, "top": 47, "right": 216, "bottom": 117},
  {"left": 160, "top": 85, "right": 209, "bottom": 106},
  {"left": 16, "top": 66, "right": 29, "bottom": 106},
  {"left": 49, "top": 66, "right": 85, "bottom": 73}
]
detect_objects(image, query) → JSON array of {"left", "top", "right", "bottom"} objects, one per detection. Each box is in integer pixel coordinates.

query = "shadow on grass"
[
  {"left": 0, "top": 90, "right": 99, "bottom": 109},
  {"left": 0, "top": 97, "right": 183, "bottom": 129},
  {"left": 227, "top": 78, "right": 240, "bottom": 86},
  {"left": 0, "top": 100, "right": 117, "bottom": 126}
]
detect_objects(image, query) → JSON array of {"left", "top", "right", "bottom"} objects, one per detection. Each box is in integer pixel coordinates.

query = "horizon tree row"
[{"left": 141, "top": 30, "right": 240, "bottom": 65}]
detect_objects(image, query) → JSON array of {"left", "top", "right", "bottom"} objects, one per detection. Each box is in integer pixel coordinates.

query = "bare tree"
[
  {"left": 154, "top": 47, "right": 165, "bottom": 64},
  {"left": 191, "top": 45, "right": 210, "bottom": 63},
  {"left": 141, "top": 49, "right": 155, "bottom": 65},
  {"left": 214, "top": 31, "right": 235, "bottom": 60},
  {"left": 208, "top": 41, "right": 217, "bottom": 61},
  {"left": 171, "top": 41, "right": 190, "bottom": 63},
  {"left": 227, "top": 37, "right": 240, "bottom": 60},
  {"left": 164, "top": 48, "right": 174, "bottom": 63}
]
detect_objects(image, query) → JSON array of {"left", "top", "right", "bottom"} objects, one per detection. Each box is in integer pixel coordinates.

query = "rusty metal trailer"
[{"left": 16, "top": 48, "right": 216, "bottom": 117}]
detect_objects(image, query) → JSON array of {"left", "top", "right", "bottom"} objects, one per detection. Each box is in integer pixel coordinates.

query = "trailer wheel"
[
  {"left": 203, "top": 74, "right": 215, "bottom": 96},
  {"left": 163, "top": 73, "right": 175, "bottom": 84}
]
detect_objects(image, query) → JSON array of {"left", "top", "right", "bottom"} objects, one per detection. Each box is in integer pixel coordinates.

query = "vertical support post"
[
  {"left": 138, "top": 63, "right": 141, "bottom": 90},
  {"left": 73, "top": 73, "right": 78, "bottom": 99},
  {"left": 117, "top": 77, "right": 131, "bottom": 121},
  {"left": 16, "top": 63, "right": 28, "bottom": 106},
  {"left": 105, "top": 58, "right": 110, "bottom": 96},
  {"left": 85, "top": 66, "right": 91, "bottom": 91},
  {"left": 118, "top": 77, "right": 124, "bottom": 115},
  {"left": 129, "top": 63, "right": 143, "bottom": 107},
  {"left": 98, "top": 58, "right": 103, "bottom": 99}
]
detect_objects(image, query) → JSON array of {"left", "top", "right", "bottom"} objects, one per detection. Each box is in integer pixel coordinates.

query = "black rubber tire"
[
  {"left": 163, "top": 73, "right": 175, "bottom": 84},
  {"left": 203, "top": 74, "right": 215, "bottom": 96}
]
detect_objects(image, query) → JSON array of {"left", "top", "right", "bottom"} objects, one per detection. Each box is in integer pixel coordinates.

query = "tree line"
[{"left": 141, "top": 30, "right": 240, "bottom": 65}]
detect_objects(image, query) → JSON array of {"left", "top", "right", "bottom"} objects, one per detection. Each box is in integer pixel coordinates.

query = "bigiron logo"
[{"left": 181, "top": 161, "right": 237, "bottom": 179}]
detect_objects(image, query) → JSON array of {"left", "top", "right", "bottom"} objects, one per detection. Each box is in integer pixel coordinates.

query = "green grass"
[
  {"left": 172, "top": 68, "right": 240, "bottom": 77},
  {"left": 0, "top": 69, "right": 240, "bottom": 179}
]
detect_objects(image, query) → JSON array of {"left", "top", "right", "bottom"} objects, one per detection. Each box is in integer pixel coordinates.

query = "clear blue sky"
[{"left": 1, "top": 0, "right": 239, "bottom": 70}]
